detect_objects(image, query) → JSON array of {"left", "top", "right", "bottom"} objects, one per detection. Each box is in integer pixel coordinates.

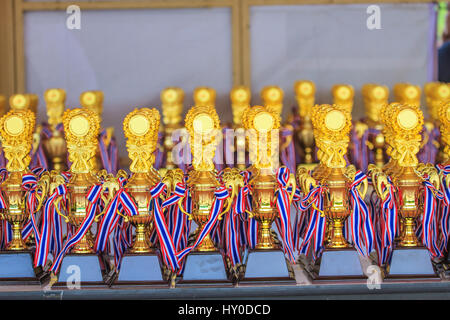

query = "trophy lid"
[
  {"left": 294, "top": 80, "right": 315, "bottom": 97},
  {"left": 45, "top": 88, "right": 66, "bottom": 103},
  {"left": 80, "top": 91, "right": 103, "bottom": 117},
  {"left": 261, "top": 86, "right": 283, "bottom": 103},
  {"left": 193, "top": 87, "right": 216, "bottom": 106},
  {"left": 230, "top": 86, "right": 251, "bottom": 104},
  {"left": 161, "top": 87, "right": 184, "bottom": 104},
  {"left": 332, "top": 84, "right": 354, "bottom": 101},
  {"left": 9, "top": 93, "right": 38, "bottom": 113}
]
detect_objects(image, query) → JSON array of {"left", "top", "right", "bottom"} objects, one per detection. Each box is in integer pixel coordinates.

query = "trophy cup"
[
  {"left": 261, "top": 86, "right": 283, "bottom": 117},
  {"left": 0, "top": 109, "right": 47, "bottom": 284},
  {"left": 49, "top": 108, "right": 109, "bottom": 286},
  {"left": 230, "top": 86, "right": 251, "bottom": 169},
  {"left": 161, "top": 87, "right": 184, "bottom": 169},
  {"left": 42, "top": 89, "right": 67, "bottom": 171},
  {"left": 297, "top": 104, "right": 374, "bottom": 279},
  {"left": 360, "top": 84, "right": 389, "bottom": 169},
  {"left": 110, "top": 107, "right": 171, "bottom": 286},
  {"left": 424, "top": 82, "right": 450, "bottom": 163},
  {"left": 294, "top": 80, "right": 316, "bottom": 169},
  {"left": 194, "top": 87, "right": 216, "bottom": 107},
  {"left": 332, "top": 84, "right": 354, "bottom": 114},
  {"left": 239, "top": 105, "right": 296, "bottom": 284},
  {"left": 371, "top": 102, "right": 441, "bottom": 279},
  {"left": 176, "top": 105, "right": 234, "bottom": 286}
]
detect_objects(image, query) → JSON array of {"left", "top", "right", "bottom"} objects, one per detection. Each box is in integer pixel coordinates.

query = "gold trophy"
[
  {"left": 294, "top": 80, "right": 316, "bottom": 168},
  {"left": 9, "top": 94, "right": 38, "bottom": 113},
  {"left": 261, "top": 86, "right": 283, "bottom": 117},
  {"left": 0, "top": 109, "right": 48, "bottom": 282},
  {"left": 438, "top": 101, "right": 450, "bottom": 164},
  {"left": 111, "top": 107, "right": 173, "bottom": 286},
  {"left": 393, "top": 83, "right": 421, "bottom": 107},
  {"left": 230, "top": 86, "right": 251, "bottom": 169},
  {"left": 161, "top": 87, "right": 184, "bottom": 169},
  {"left": 297, "top": 104, "right": 372, "bottom": 279},
  {"left": 177, "top": 105, "right": 233, "bottom": 285},
  {"left": 240, "top": 105, "right": 296, "bottom": 284},
  {"left": 50, "top": 108, "right": 108, "bottom": 286},
  {"left": 424, "top": 82, "right": 450, "bottom": 164},
  {"left": 42, "top": 89, "right": 67, "bottom": 171},
  {"left": 332, "top": 84, "right": 354, "bottom": 113},
  {"left": 370, "top": 102, "right": 441, "bottom": 278},
  {"left": 193, "top": 87, "right": 216, "bottom": 107},
  {"left": 361, "top": 84, "right": 390, "bottom": 168}
]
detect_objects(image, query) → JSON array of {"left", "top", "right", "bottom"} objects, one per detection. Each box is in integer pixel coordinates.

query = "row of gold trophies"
[{"left": 0, "top": 80, "right": 448, "bottom": 287}]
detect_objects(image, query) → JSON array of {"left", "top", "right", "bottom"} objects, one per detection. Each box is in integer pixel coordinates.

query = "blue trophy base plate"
[
  {"left": 0, "top": 251, "right": 39, "bottom": 284},
  {"left": 317, "top": 248, "right": 365, "bottom": 280},
  {"left": 55, "top": 253, "right": 107, "bottom": 287},
  {"left": 239, "top": 249, "right": 295, "bottom": 285},
  {"left": 112, "top": 253, "right": 169, "bottom": 287},
  {"left": 386, "top": 247, "right": 438, "bottom": 279},
  {"left": 177, "top": 251, "right": 232, "bottom": 287}
]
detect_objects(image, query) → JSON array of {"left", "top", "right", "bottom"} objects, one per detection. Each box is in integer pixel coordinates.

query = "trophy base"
[
  {"left": 52, "top": 253, "right": 109, "bottom": 288},
  {"left": 176, "top": 251, "right": 232, "bottom": 287},
  {"left": 0, "top": 250, "right": 40, "bottom": 285},
  {"left": 110, "top": 252, "right": 170, "bottom": 287},
  {"left": 385, "top": 247, "right": 439, "bottom": 280},
  {"left": 238, "top": 249, "right": 295, "bottom": 285},
  {"left": 314, "top": 248, "right": 366, "bottom": 281}
]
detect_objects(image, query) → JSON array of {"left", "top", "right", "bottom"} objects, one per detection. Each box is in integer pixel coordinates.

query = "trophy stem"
[
  {"left": 399, "top": 217, "right": 419, "bottom": 247},
  {"left": 52, "top": 156, "right": 65, "bottom": 172},
  {"left": 71, "top": 231, "right": 95, "bottom": 254},
  {"left": 7, "top": 221, "right": 27, "bottom": 251},
  {"left": 255, "top": 220, "right": 276, "bottom": 250},
  {"left": 130, "top": 223, "right": 152, "bottom": 253},
  {"left": 327, "top": 218, "right": 350, "bottom": 248},
  {"left": 196, "top": 232, "right": 216, "bottom": 252}
]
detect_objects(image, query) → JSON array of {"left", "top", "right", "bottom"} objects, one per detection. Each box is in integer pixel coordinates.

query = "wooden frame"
[{"left": 2, "top": 0, "right": 437, "bottom": 95}]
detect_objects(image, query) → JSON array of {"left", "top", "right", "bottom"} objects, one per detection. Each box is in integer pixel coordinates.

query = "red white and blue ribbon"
[
  {"left": 176, "top": 186, "right": 229, "bottom": 263},
  {"left": 149, "top": 181, "right": 180, "bottom": 271},
  {"left": 422, "top": 178, "right": 445, "bottom": 259},
  {"left": 50, "top": 184, "right": 103, "bottom": 273},
  {"left": 349, "top": 170, "right": 375, "bottom": 257},
  {"left": 35, "top": 184, "right": 67, "bottom": 267},
  {"left": 274, "top": 167, "right": 296, "bottom": 263},
  {"left": 21, "top": 172, "right": 45, "bottom": 248},
  {"left": 437, "top": 164, "right": 450, "bottom": 254}
]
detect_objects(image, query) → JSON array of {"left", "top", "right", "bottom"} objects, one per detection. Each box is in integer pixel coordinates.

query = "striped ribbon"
[
  {"left": 150, "top": 182, "right": 180, "bottom": 271},
  {"left": 50, "top": 184, "right": 103, "bottom": 273},
  {"left": 21, "top": 173, "right": 44, "bottom": 248},
  {"left": 176, "top": 186, "right": 229, "bottom": 263},
  {"left": 274, "top": 167, "right": 296, "bottom": 263},
  {"left": 298, "top": 184, "right": 327, "bottom": 260},
  {"left": 349, "top": 170, "right": 375, "bottom": 257},
  {"left": 437, "top": 164, "right": 450, "bottom": 254},
  {"left": 422, "top": 179, "right": 445, "bottom": 259},
  {"left": 34, "top": 184, "right": 67, "bottom": 267}
]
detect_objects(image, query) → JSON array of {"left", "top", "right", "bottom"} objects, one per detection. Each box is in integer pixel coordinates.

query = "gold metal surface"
[
  {"left": 261, "top": 86, "right": 283, "bottom": 117},
  {"left": 230, "top": 86, "right": 251, "bottom": 126},
  {"left": 294, "top": 80, "right": 315, "bottom": 165},
  {"left": 193, "top": 87, "right": 216, "bottom": 107},
  {"left": 332, "top": 84, "right": 354, "bottom": 113}
]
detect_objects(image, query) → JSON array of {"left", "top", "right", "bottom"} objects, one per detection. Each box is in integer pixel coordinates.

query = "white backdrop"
[
  {"left": 250, "top": 3, "right": 436, "bottom": 119},
  {"left": 24, "top": 3, "right": 436, "bottom": 159}
]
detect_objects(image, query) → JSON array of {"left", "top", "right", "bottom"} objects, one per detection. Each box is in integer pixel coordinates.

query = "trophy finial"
[
  {"left": 193, "top": 87, "right": 216, "bottom": 107},
  {"left": 261, "top": 86, "right": 283, "bottom": 117},
  {"left": 230, "top": 85, "right": 251, "bottom": 126},
  {"left": 80, "top": 91, "right": 104, "bottom": 119},
  {"left": 424, "top": 82, "right": 450, "bottom": 121},
  {"left": 123, "top": 108, "right": 160, "bottom": 173},
  {"left": 185, "top": 105, "right": 220, "bottom": 171},
  {"left": 0, "top": 109, "right": 35, "bottom": 172},
  {"left": 393, "top": 83, "right": 421, "bottom": 108},
  {"left": 45, "top": 88, "right": 66, "bottom": 127},
  {"left": 9, "top": 94, "right": 38, "bottom": 113},
  {"left": 63, "top": 108, "right": 100, "bottom": 173},
  {"left": 294, "top": 80, "right": 315, "bottom": 118},
  {"left": 332, "top": 84, "right": 354, "bottom": 114},
  {"left": 362, "top": 83, "right": 389, "bottom": 123},
  {"left": 312, "top": 104, "right": 351, "bottom": 168},
  {"left": 161, "top": 87, "right": 184, "bottom": 126}
]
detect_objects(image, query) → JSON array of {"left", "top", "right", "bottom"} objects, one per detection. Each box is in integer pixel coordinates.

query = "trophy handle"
[
  {"left": 286, "top": 173, "right": 297, "bottom": 205},
  {"left": 35, "top": 173, "right": 50, "bottom": 213},
  {"left": 177, "top": 198, "right": 193, "bottom": 220},
  {"left": 358, "top": 177, "right": 368, "bottom": 200},
  {"left": 54, "top": 196, "right": 69, "bottom": 223},
  {"left": 218, "top": 184, "right": 236, "bottom": 221},
  {"left": 115, "top": 209, "right": 129, "bottom": 223}
]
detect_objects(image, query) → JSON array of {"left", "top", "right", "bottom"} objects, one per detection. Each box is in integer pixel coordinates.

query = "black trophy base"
[
  {"left": 238, "top": 249, "right": 295, "bottom": 286},
  {"left": 0, "top": 250, "right": 40, "bottom": 285},
  {"left": 52, "top": 253, "right": 109, "bottom": 288},
  {"left": 314, "top": 248, "right": 366, "bottom": 281},
  {"left": 384, "top": 247, "right": 439, "bottom": 281},
  {"left": 176, "top": 251, "right": 233, "bottom": 287},
  {"left": 110, "top": 252, "right": 170, "bottom": 288}
]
